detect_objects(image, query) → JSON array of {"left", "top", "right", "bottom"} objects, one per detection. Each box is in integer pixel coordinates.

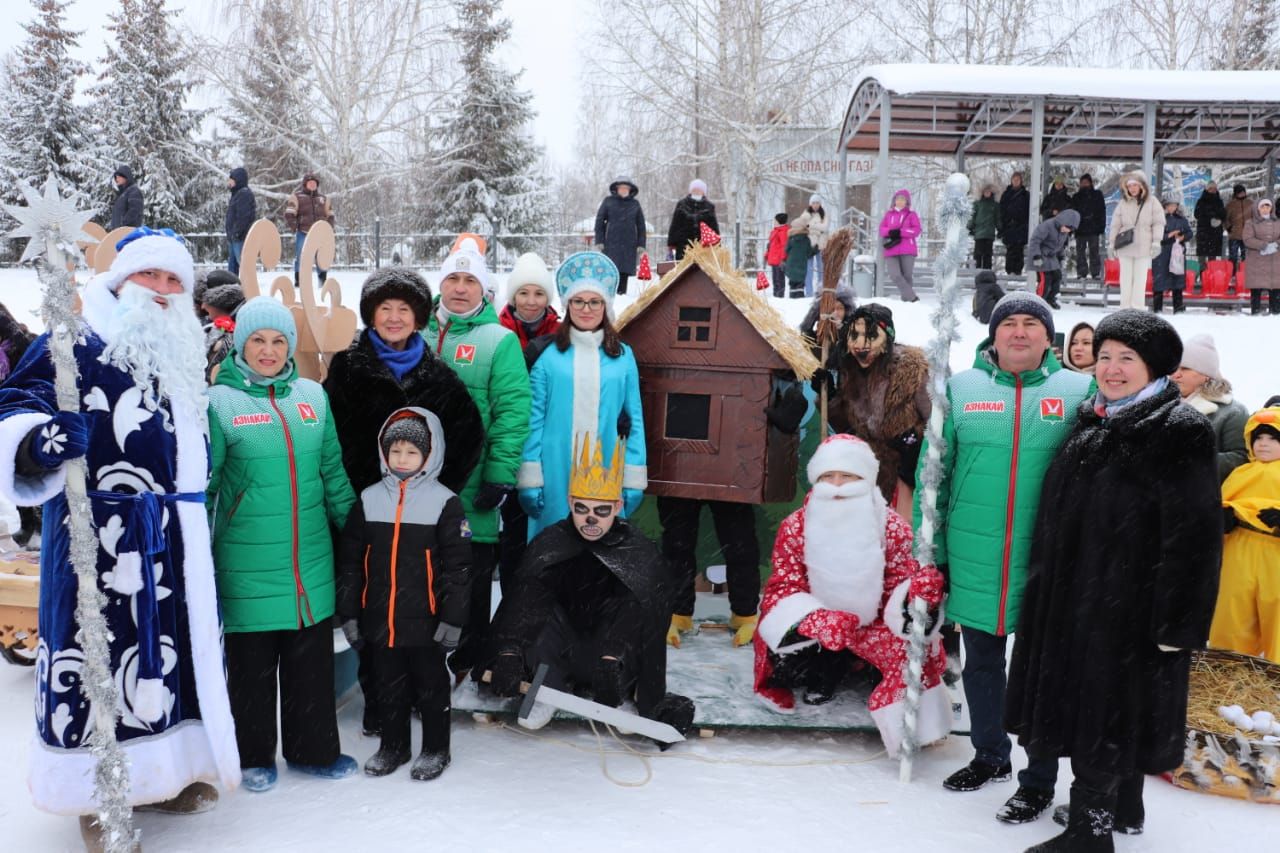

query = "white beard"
[
  {"left": 99, "top": 283, "right": 209, "bottom": 431},
  {"left": 803, "top": 480, "right": 887, "bottom": 625}
]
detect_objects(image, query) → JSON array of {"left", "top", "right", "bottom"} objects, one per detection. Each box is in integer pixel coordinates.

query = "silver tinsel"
[
  {"left": 899, "top": 173, "right": 971, "bottom": 783},
  {"left": 10, "top": 178, "right": 138, "bottom": 851}
]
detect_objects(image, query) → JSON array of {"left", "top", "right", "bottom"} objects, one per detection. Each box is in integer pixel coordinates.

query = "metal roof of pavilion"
[{"left": 839, "top": 64, "right": 1280, "bottom": 163}]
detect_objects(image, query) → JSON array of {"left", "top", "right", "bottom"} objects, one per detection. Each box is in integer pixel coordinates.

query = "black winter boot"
[
  {"left": 410, "top": 751, "right": 451, "bottom": 781},
  {"left": 363, "top": 746, "right": 410, "bottom": 777},
  {"left": 1029, "top": 793, "right": 1115, "bottom": 852},
  {"left": 942, "top": 759, "right": 1012, "bottom": 791},
  {"left": 1252, "top": 289, "right": 1264, "bottom": 315},
  {"left": 996, "top": 785, "right": 1055, "bottom": 824}
]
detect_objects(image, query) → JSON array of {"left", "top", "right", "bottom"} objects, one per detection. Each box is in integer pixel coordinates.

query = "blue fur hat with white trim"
[
  {"left": 234, "top": 296, "right": 297, "bottom": 359},
  {"left": 555, "top": 251, "right": 619, "bottom": 309}
]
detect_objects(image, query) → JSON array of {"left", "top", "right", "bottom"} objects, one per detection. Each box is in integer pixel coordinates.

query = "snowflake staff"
[
  {"left": 899, "top": 173, "right": 971, "bottom": 782},
  {"left": 0, "top": 194, "right": 239, "bottom": 850}
]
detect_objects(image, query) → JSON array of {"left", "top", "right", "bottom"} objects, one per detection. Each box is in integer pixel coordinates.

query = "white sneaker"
[{"left": 518, "top": 700, "right": 555, "bottom": 731}]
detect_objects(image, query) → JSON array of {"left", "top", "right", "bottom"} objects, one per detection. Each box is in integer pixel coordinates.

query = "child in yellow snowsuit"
[{"left": 1210, "top": 407, "right": 1280, "bottom": 661}]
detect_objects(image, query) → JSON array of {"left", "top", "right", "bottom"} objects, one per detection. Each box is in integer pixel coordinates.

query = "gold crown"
[{"left": 568, "top": 432, "right": 625, "bottom": 501}]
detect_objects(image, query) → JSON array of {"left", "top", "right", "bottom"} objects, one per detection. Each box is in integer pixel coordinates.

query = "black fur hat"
[
  {"left": 1093, "top": 309, "right": 1183, "bottom": 378},
  {"left": 359, "top": 267, "right": 433, "bottom": 329}
]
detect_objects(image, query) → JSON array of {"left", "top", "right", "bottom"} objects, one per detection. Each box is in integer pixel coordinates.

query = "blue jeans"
[
  {"left": 228, "top": 240, "right": 244, "bottom": 275},
  {"left": 804, "top": 252, "right": 824, "bottom": 297},
  {"left": 961, "top": 625, "right": 1059, "bottom": 791},
  {"left": 293, "top": 231, "right": 328, "bottom": 281}
]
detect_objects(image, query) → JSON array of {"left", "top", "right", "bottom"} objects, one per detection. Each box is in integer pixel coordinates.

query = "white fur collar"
[{"left": 1184, "top": 392, "right": 1219, "bottom": 416}]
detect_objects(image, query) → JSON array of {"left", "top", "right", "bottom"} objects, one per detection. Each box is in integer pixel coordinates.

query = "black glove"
[
  {"left": 1032, "top": 256, "right": 1044, "bottom": 268},
  {"left": 937, "top": 562, "right": 950, "bottom": 596},
  {"left": 617, "top": 409, "right": 632, "bottom": 439},
  {"left": 1223, "top": 506, "right": 1238, "bottom": 534},
  {"left": 1258, "top": 507, "right": 1280, "bottom": 530},
  {"left": 489, "top": 653, "right": 524, "bottom": 698},
  {"left": 432, "top": 622, "right": 462, "bottom": 650},
  {"left": 472, "top": 482, "right": 510, "bottom": 510},
  {"left": 652, "top": 693, "right": 696, "bottom": 747},
  {"left": 765, "top": 385, "right": 807, "bottom": 435},
  {"left": 810, "top": 367, "right": 835, "bottom": 397},
  {"left": 888, "top": 228, "right": 901, "bottom": 240},
  {"left": 902, "top": 597, "right": 940, "bottom": 635},
  {"left": 592, "top": 657, "right": 625, "bottom": 708},
  {"left": 892, "top": 429, "right": 923, "bottom": 488}
]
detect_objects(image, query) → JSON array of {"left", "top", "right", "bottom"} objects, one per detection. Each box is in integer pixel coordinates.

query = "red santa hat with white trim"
[{"left": 807, "top": 433, "right": 879, "bottom": 485}]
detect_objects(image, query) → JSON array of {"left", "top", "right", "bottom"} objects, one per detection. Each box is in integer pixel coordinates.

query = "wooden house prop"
[{"left": 617, "top": 245, "right": 819, "bottom": 504}]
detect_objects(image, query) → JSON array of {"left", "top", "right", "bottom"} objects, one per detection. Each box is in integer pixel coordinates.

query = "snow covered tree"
[
  {"left": 418, "top": 0, "right": 550, "bottom": 247},
  {"left": 0, "top": 0, "right": 97, "bottom": 217},
  {"left": 88, "top": 0, "right": 208, "bottom": 230}
]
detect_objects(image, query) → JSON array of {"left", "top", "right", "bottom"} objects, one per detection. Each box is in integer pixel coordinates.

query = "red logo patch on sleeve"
[
  {"left": 296, "top": 402, "right": 319, "bottom": 424},
  {"left": 454, "top": 343, "right": 476, "bottom": 364},
  {"left": 1040, "top": 398, "right": 1065, "bottom": 421}
]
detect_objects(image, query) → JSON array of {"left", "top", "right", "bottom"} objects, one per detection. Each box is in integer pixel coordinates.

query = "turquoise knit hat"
[{"left": 234, "top": 296, "right": 297, "bottom": 359}]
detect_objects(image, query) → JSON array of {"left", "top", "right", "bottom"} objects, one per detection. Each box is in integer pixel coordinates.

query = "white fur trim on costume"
[
  {"left": 169, "top": 402, "right": 241, "bottom": 791},
  {"left": 870, "top": 683, "right": 953, "bottom": 757},
  {"left": 884, "top": 580, "right": 911, "bottom": 639},
  {"left": 623, "top": 464, "right": 647, "bottom": 490},
  {"left": 0, "top": 412, "right": 64, "bottom": 506},
  {"left": 99, "top": 234, "right": 195, "bottom": 294},
  {"left": 111, "top": 551, "right": 144, "bottom": 595},
  {"left": 569, "top": 328, "right": 602, "bottom": 443},
  {"left": 79, "top": 274, "right": 120, "bottom": 344},
  {"left": 29, "top": 721, "right": 226, "bottom": 815},
  {"left": 807, "top": 433, "right": 879, "bottom": 485},
  {"left": 758, "top": 592, "right": 823, "bottom": 653},
  {"left": 133, "top": 677, "right": 165, "bottom": 724},
  {"left": 517, "top": 460, "right": 544, "bottom": 489}
]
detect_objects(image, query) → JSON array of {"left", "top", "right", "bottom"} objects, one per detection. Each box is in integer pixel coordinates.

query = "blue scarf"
[
  {"left": 369, "top": 329, "right": 424, "bottom": 382},
  {"left": 1093, "top": 376, "right": 1169, "bottom": 418}
]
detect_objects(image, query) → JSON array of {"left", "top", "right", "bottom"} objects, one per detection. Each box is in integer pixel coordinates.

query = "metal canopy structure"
[{"left": 836, "top": 64, "right": 1280, "bottom": 288}]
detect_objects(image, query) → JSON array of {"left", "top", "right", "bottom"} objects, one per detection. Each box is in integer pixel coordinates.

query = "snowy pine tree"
[
  {"left": 0, "top": 0, "right": 97, "bottom": 218},
  {"left": 88, "top": 0, "right": 209, "bottom": 231},
  {"left": 421, "top": 0, "right": 550, "bottom": 248}
]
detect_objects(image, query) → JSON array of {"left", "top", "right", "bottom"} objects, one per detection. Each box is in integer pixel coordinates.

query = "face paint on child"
[{"left": 571, "top": 498, "right": 621, "bottom": 541}]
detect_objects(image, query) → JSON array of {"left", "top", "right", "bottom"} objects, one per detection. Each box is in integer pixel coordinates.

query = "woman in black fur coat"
[{"left": 1006, "top": 310, "right": 1222, "bottom": 853}]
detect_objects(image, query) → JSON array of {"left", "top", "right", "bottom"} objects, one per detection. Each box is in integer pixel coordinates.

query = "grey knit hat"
[
  {"left": 988, "top": 291, "right": 1054, "bottom": 340},
  {"left": 381, "top": 414, "right": 431, "bottom": 460}
]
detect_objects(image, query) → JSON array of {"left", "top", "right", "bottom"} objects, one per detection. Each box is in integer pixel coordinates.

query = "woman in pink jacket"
[{"left": 879, "top": 189, "right": 922, "bottom": 302}]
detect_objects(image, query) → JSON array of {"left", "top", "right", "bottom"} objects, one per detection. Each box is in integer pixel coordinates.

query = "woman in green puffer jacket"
[{"left": 207, "top": 297, "right": 357, "bottom": 792}]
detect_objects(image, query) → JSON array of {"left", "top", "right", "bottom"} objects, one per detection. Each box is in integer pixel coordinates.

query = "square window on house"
[
  {"left": 674, "top": 304, "right": 716, "bottom": 348},
  {"left": 666, "top": 393, "right": 711, "bottom": 440}
]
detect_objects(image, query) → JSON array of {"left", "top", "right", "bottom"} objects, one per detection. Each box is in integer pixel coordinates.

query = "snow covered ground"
[{"left": 1, "top": 266, "right": 1277, "bottom": 851}]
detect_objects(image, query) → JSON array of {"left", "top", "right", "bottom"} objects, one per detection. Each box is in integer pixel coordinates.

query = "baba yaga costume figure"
[
  {"left": 0, "top": 229, "right": 240, "bottom": 843},
  {"left": 754, "top": 435, "right": 950, "bottom": 756},
  {"left": 518, "top": 252, "right": 646, "bottom": 540},
  {"left": 485, "top": 434, "right": 693, "bottom": 736},
  {"left": 1211, "top": 406, "right": 1280, "bottom": 661},
  {"left": 338, "top": 408, "right": 472, "bottom": 780}
]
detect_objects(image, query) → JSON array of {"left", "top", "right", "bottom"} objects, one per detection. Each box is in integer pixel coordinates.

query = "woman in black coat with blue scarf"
[{"left": 1006, "top": 311, "right": 1221, "bottom": 853}]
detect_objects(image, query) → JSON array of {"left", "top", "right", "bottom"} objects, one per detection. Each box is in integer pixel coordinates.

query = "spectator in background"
[
  {"left": 200, "top": 281, "right": 245, "bottom": 383},
  {"left": 1225, "top": 183, "right": 1252, "bottom": 279},
  {"left": 801, "top": 195, "right": 830, "bottom": 297},
  {"left": 108, "top": 164, "right": 143, "bottom": 230},
  {"left": 784, "top": 215, "right": 814, "bottom": 299},
  {"left": 1027, "top": 209, "right": 1079, "bottom": 309},
  {"left": 1194, "top": 182, "right": 1227, "bottom": 279},
  {"left": 1063, "top": 321, "right": 1096, "bottom": 375},
  {"left": 878, "top": 189, "right": 922, "bottom": 302},
  {"left": 969, "top": 185, "right": 999, "bottom": 270},
  {"left": 593, "top": 175, "right": 647, "bottom": 295},
  {"left": 1242, "top": 197, "right": 1280, "bottom": 316},
  {"left": 1107, "top": 172, "right": 1165, "bottom": 311},
  {"left": 999, "top": 172, "right": 1031, "bottom": 275},
  {"left": 1152, "top": 199, "right": 1191, "bottom": 314},
  {"left": 1039, "top": 175, "right": 1072, "bottom": 221},
  {"left": 1172, "top": 333, "right": 1249, "bottom": 481},
  {"left": 765, "top": 212, "right": 789, "bottom": 297},
  {"left": 798, "top": 287, "right": 856, "bottom": 367},
  {"left": 667, "top": 179, "right": 719, "bottom": 260},
  {"left": 225, "top": 167, "right": 257, "bottom": 275},
  {"left": 284, "top": 173, "right": 335, "bottom": 285},
  {"left": 971, "top": 270, "right": 1004, "bottom": 325},
  {"left": 1070, "top": 173, "right": 1106, "bottom": 280}
]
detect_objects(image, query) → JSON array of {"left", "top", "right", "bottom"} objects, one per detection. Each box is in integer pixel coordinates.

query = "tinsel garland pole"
[
  {"left": 5, "top": 179, "right": 137, "bottom": 851},
  {"left": 817, "top": 228, "right": 855, "bottom": 439},
  {"left": 899, "top": 173, "right": 971, "bottom": 783}
]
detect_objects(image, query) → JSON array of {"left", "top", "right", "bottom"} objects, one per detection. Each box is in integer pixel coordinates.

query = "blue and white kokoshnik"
[{"left": 556, "top": 251, "right": 620, "bottom": 308}]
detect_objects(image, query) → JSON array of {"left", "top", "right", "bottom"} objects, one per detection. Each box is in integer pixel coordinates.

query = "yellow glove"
[
  {"left": 666, "top": 614, "right": 694, "bottom": 648},
  {"left": 729, "top": 613, "right": 758, "bottom": 647}
]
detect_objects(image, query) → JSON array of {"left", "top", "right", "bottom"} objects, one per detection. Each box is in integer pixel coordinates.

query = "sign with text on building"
[{"left": 769, "top": 155, "right": 877, "bottom": 181}]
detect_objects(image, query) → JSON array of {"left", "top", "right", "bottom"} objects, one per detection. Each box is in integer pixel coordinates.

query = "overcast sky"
[{"left": 0, "top": 0, "right": 586, "bottom": 163}]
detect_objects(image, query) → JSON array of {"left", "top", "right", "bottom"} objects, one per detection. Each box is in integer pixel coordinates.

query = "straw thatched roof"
[{"left": 616, "top": 245, "right": 820, "bottom": 379}]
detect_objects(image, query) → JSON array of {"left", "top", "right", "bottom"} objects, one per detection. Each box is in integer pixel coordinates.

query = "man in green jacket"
[
  {"left": 914, "top": 292, "right": 1093, "bottom": 824},
  {"left": 425, "top": 238, "right": 532, "bottom": 674}
]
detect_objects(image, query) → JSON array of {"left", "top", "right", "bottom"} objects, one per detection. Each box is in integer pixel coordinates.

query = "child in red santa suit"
[{"left": 753, "top": 434, "right": 951, "bottom": 755}]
